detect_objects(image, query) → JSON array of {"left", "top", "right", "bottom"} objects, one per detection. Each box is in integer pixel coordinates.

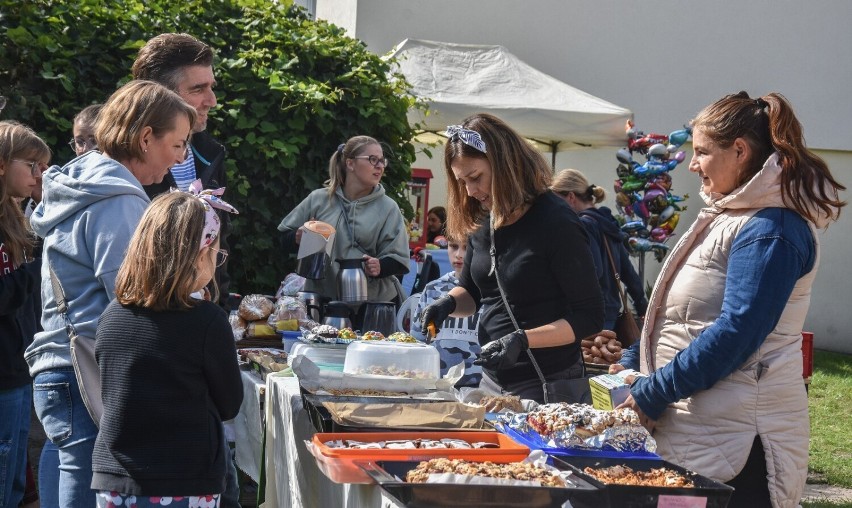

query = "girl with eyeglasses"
[
  {"left": 92, "top": 190, "right": 241, "bottom": 508},
  {"left": 278, "top": 135, "right": 410, "bottom": 304},
  {"left": 0, "top": 120, "right": 50, "bottom": 508}
]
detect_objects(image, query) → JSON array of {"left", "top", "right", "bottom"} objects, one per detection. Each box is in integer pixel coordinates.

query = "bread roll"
[{"left": 238, "top": 294, "right": 274, "bottom": 321}]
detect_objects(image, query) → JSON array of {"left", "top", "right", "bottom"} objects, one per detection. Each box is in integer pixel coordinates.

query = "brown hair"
[
  {"left": 551, "top": 168, "right": 606, "bottom": 204},
  {"left": 0, "top": 121, "right": 50, "bottom": 266},
  {"left": 443, "top": 113, "right": 551, "bottom": 239},
  {"left": 115, "top": 192, "right": 216, "bottom": 311},
  {"left": 95, "top": 80, "right": 196, "bottom": 163},
  {"left": 132, "top": 33, "right": 214, "bottom": 90},
  {"left": 325, "top": 135, "right": 380, "bottom": 197},
  {"left": 73, "top": 104, "right": 103, "bottom": 129},
  {"left": 691, "top": 91, "right": 845, "bottom": 224}
]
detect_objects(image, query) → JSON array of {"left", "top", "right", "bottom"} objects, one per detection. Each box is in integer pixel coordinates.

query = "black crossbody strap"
[{"left": 488, "top": 218, "right": 548, "bottom": 387}]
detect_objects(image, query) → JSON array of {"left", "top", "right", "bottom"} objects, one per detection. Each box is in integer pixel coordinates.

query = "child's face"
[
  {"left": 447, "top": 238, "right": 467, "bottom": 277},
  {"left": 72, "top": 120, "right": 97, "bottom": 156}
]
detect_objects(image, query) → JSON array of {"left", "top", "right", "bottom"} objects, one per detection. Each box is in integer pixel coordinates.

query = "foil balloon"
[{"left": 614, "top": 123, "right": 692, "bottom": 260}]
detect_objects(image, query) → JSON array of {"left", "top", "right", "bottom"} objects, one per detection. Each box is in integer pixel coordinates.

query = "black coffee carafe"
[{"left": 322, "top": 301, "right": 353, "bottom": 330}]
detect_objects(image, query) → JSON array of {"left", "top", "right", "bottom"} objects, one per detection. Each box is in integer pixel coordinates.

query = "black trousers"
[{"left": 725, "top": 436, "right": 772, "bottom": 508}]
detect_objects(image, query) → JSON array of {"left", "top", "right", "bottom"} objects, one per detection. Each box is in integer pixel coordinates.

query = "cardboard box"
[{"left": 589, "top": 373, "right": 631, "bottom": 411}]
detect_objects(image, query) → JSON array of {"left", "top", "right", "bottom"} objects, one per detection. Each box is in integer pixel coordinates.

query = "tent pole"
[{"left": 550, "top": 141, "right": 559, "bottom": 170}]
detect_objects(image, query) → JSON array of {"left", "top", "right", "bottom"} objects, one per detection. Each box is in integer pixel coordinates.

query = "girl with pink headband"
[{"left": 92, "top": 188, "right": 241, "bottom": 508}]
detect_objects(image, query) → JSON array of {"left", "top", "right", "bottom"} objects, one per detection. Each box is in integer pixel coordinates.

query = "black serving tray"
[
  {"left": 360, "top": 459, "right": 602, "bottom": 508},
  {"left": 552, "top": 456, "right": 734, "bottom": 508}
]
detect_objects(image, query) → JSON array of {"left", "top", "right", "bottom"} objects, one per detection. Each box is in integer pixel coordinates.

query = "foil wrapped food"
[{"left": 498, "top": 403, "right": 656, "bottom": 453}]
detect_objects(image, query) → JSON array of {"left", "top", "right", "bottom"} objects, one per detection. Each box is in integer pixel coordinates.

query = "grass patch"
[
  {"left": 803, "top": 502, "right": 852, "bottom": 508},
  {"left": 808, "top": 350, "right": 852, "bottom": 488}
]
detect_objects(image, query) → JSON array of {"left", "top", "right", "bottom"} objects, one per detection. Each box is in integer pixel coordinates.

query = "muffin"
[
  {"left": 338, "top": 327, "right": 357, "bottom": 340},
  {"left": 361, "top": 330, "right": 385, "bottom": 341},
  {"left": 387, "top": 331, "right": 417, "bottom": 343}
]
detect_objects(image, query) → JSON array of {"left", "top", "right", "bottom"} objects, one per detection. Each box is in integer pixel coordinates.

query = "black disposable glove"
[
  {"left": 420, "top": 294, "right": 456, "bottom": 341},
  {"left": 474, "top": 329, "right": 529, "bottom": 370}
]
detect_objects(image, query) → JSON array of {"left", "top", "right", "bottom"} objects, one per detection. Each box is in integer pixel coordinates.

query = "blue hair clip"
[
  {"left": 446, "top": 125, "right": 487, "bottom": 153},
  {"left": 337, "top": 143, "right": 345, "bottom": 153}
]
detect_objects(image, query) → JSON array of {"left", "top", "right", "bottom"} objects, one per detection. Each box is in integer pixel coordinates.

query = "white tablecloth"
[
  {"left": 261, "top": 375, "right": 404, "bottom": 508},
  {"left": 233, "top": 369, "right": 265, "bottom": 482}
]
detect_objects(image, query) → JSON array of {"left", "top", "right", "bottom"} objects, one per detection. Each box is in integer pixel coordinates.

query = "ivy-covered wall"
[{"left": 0, "top": 0, "right": 423, "bottom": 294}]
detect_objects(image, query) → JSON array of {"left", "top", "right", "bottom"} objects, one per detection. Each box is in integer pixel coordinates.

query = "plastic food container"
[
  {"left": 280, "top": 331, "right": 302, "bottom": 354},
  {"left": 308, "top": 431, "right": 530, "bottom": 484},
  {"left": 343, "top": 340, "right": 439, "bottom": 380},
  {"left": 288, "top": 342, "right": 347, "bottom": 371}
]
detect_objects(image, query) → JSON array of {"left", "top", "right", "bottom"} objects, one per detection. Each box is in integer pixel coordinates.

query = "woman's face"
[
  {"left": 135, "top": 114, "right": 192, "bottom": 186},
  {"left": 1, "top": 154, "right": 48, "bottom": 199},
  {"left": 689, "top": 127, "right": 743, "bottom": 195},
  {"left": 72, "top": 120, "right": 98, "bottom": 156},
  {"left": 427, "top": 212, "right": 443, "bottom": 233},
  {"left": 346, "top": 143, "right": 386, "bottom": 190},
  {"left": 450, "top": 156, "right": 492, "bottom": 210},
  {"left": 447, "top": 237, "right": 467, "bottom": 277}
]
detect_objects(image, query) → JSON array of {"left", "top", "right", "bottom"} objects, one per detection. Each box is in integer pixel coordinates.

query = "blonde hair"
[
  {"left": 115, "top": 192, "right": 215, "bottom": 311},
  {"left": 551, "top": 168, "right": 606, "bottom": 204},
  {"left": 325, "top": 135, "right": 379, "bottom": 197},
  {"left": 443, "top": 113, "right": 551, "bottom": 239},
  {"left": 96, "top": 80, "right": 196, "bottom": 163},
  {"left": 0, "top": 121, "right": 50, "bottom": 266}
]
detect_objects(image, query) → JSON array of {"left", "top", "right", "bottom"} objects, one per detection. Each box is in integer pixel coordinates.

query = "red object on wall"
[
  {"left": 801, "top": 331, "right": 814, "bottom": 381},
  {"left": 406, "top": 168, "right": 433, "bottom": 250}
]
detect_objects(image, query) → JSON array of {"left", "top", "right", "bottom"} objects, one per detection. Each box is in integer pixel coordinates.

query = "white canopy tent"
[{"left": 387, "top": 38, "right": 633, "bottom": 167}]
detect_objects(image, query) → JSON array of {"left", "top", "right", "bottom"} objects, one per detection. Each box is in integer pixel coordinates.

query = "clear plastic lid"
[{"left": 343, "top": 340, "right": 439, "bottom": 380}]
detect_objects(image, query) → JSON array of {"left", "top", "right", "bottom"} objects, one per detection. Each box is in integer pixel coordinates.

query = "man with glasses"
[{"left": 131, "top": 33, "right": 243, "bottom": 508}]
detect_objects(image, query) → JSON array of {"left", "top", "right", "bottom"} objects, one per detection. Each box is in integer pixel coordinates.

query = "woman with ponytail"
[
  {"left": 277, "top": 136, "right": 410, "bottom": 303},
  {"left": 551, "top": 168, "right": 647, "bottom": 332},
  {"left": 611, "top": 92, "right": 845, "bottom": 507}
]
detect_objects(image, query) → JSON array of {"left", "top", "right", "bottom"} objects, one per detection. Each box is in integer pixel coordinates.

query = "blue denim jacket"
[{"left": 626, "top": 208, "right": 815, "bottom": 419}]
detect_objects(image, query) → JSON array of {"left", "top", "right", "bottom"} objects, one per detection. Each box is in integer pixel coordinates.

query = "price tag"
[{"left": 657, "top": 495, "right": 707, "bottom": 508}]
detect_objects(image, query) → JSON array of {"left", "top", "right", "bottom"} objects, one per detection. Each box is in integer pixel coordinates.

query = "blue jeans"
[
  {"left": 0, "top": 384, "right": 32, "bottom": 508},
  {"left": 33, "top": 367, "right": 98, "bottom": 508}
]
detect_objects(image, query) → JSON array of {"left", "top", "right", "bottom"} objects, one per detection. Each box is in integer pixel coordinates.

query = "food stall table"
[
  {"left": 262, "top": 375, "right": 405, "bottom": 507},
  {"left": 234, "top": 368, "right": 265, "bottom": 483}
]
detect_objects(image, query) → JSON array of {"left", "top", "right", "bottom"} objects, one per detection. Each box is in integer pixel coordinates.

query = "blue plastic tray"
[{"left": 496, "top": 422, "right": 660, "bottom": 460}]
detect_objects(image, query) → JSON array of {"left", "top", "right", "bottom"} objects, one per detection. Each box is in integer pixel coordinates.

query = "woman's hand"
[
  {"left": 362, "top": 255, "right": 381, "bottom": 277},
  {"left": 609, "top": 363, "right": 626, "bottom": 374},
  {"left": 474, "top": 330, "right": 529, "bottom": 370},
  {"left": 617, "top": 394, "right": 656, "bottom": 433}
]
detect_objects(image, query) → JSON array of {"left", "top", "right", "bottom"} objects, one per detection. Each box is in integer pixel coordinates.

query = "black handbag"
[
  {"left": 489, "top": 220, "right": 591, "bottom": 405},
  {"left": 49, "top": 263, "right": 103, "bottom": 427}
]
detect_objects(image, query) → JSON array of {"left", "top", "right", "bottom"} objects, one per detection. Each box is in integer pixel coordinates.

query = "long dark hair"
[{"left": 691, "top": 91, "right": 845, "bottom": 224}]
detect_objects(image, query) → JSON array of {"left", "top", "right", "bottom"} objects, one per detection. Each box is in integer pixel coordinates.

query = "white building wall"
[{"left": 317, "top": 0, "right": 852, "bottom": 353}]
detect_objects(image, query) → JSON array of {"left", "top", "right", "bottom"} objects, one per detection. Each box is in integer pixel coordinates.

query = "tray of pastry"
[
  {"left": 237, "top": 348, "right": 288, "bottom": 380},
  {"left": 554, "top": 455, "right": 734, "bottom": 508},
  {"left": 358, "top": 457, "right": 601, "bottom": 508}
]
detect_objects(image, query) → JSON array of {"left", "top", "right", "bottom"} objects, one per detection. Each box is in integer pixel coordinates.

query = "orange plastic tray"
[{"left": 309, "top": 431, "right": 530, "bottom": 484}]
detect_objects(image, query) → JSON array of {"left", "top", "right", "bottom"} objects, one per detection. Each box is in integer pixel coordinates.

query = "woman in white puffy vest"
[{"left": 612, "top": 91, "right": 845, "bottom": 508}]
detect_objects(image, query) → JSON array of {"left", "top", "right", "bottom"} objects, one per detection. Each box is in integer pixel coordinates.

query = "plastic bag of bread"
[
  {"left": 268, "top": 296, "right": 307, "bottom": 331},
  {"left": 238, "top": 294, "right": 274, "bottom": 321},
  {"left": 246, "top": 320, "right": 277, "bottom": 338},
  {"left": 229, "top": 312, "right": 247, "bottom": 341}
]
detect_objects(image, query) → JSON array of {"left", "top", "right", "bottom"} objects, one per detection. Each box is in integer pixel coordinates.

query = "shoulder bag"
[
  {"left": 601, "top": 238, "right": 642, "bottom": 347},
  {"left": 489, "top": 221, "right": 591, "bottom": 404},
  {"left": 48, "top": 263, "right": 103, "bottom": 427}
]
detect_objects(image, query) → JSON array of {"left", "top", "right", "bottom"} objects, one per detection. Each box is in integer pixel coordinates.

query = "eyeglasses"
[
  {"left": 350, "top": 155, "right": 389, "bottom": 169},
  {"left": 11, "top": 159, "right": 48, "bottom": 177},
  {"left": 211, "top": 247, "right": 228, "bottom": 267},
  {"left": 68, "top": 137, "right": 98, "bottom": 152}
]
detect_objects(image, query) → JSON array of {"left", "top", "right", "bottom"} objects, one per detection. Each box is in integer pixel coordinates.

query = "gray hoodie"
[{"left": 25, "top": 151, "right": 150, "bottom": 376}]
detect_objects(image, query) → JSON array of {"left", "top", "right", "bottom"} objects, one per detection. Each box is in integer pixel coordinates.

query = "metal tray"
[
  {"left": 553, "top": 456, "right": 734, "bottom": 508},
  {"left": 302, "top": 392, "right": 474, "bottom": 433},
  {"left": 360, "top": 459, "right": 602, "bottom": 508}
]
